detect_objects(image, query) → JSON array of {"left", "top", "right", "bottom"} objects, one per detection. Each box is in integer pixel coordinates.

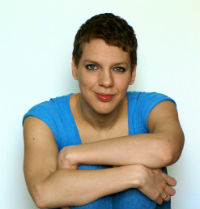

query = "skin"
[
  {"left": 72, "top": 39, "right": 136, "bottom": 117},
  {"left": 23, "top": 38, "right": 184, "bottom": 208}
]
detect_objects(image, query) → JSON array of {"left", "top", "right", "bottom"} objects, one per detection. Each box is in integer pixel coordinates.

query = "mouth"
[{"left": 95, "top": 93, "right": 115, "bottom": 102}]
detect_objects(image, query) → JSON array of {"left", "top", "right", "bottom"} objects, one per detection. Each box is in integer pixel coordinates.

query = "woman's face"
[{"left": 72, "top": 38, "right": 136, "bottom": 115}]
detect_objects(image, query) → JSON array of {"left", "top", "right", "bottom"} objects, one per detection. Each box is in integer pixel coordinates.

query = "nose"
[{"left": 98, "top": 69, "right": 113, "bottom": 88}]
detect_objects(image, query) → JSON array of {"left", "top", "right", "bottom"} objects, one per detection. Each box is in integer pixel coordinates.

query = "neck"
[{"left": 77, "top": 94, "right": 127, "bottom": 130}]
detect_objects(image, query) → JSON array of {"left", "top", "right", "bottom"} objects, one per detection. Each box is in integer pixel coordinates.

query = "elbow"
[
  {"left": 31, "top": 183, "right": 49, "bottom": 209},
  {"left": 161, "top": 148, "right": 176, "bottom": 166},
  {"left": 31, "top": 182, "right": 84, "bottom": 208},
  {"left": 161, "top": 133, "right": 185, "bottom": 166}
]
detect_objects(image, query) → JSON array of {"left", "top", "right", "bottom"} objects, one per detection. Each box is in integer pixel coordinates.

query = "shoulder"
[
  {"left": 127, "top": 91, "right": 176, "bottom": 131},
  {"left": 22, "top": 94, "right": 71, "bottom": 124},
  {"left": 127, "top": 91, "right": 175, "bottom": 108},
  {"left": 22, "top": 94, "right": 73, "bottom": 139},
  {"left": 31, "top": 94, "right": 70, "bottom": 110},
  {"left": 127, "top": 91, "right": 174, "bottom": 102}
]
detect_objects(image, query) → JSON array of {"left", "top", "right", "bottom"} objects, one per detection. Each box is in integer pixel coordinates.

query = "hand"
[
  {"left": 57, "top": 146, "right": 78, "bottom": 170},
  {"left": 136, "top": 165, "right": 176, "bottom": 205},
  {"left": 58, "top": 146, "right": 77, "bottom": 209}
]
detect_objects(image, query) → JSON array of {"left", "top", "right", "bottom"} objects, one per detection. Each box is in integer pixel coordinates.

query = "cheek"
[
  {"left": 78, "top": 73, "right": 96, "bottom": 89},
  {"left": 115, "top": 76, "right": 131, "bottom": 90}
]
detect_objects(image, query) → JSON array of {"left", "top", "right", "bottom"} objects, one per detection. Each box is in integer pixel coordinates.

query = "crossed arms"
[{"left": 23, "top": 101, "right": 184, "bottom": 208}]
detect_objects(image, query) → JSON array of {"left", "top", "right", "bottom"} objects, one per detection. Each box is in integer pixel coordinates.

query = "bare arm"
[
  {"left": 58, "top": 154, "right": 176, "bottom": 207},
  {"left": 60, "top": 101, "right": 184, "bottom": 168},
  {"left": 23, "top": 117, "right": 141, "bottom": 208},
  {"left": 24, "top": 115, "right": 176, "bottom": 208}
]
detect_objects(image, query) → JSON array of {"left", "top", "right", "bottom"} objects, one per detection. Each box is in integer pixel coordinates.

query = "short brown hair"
[{"left": 72, "top": 13, "right": 138, "bottom": 69}]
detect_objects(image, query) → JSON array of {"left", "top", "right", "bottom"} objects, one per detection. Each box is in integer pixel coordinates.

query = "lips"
[{"left": 95, "top": 93, "right": 115, "bottom": 102}]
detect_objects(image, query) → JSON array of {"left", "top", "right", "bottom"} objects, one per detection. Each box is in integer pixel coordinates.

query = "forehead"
[{"left": 81, "top": 39, "right": 130, "bottom": 64}]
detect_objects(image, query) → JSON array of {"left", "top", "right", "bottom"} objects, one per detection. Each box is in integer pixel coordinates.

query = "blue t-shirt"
[{"left": 23, "top": 91, "right": 175, "bottom": 209}]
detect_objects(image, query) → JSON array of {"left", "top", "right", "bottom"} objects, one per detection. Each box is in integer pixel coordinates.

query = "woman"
[{"left": 23, "top": 13, "right": 184, "bottom": 209}]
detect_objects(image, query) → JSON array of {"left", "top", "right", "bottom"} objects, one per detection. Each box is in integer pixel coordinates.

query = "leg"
[
  {"left": 112, "top": 167, "right": 171, "bottom": 209},
  {"left": 70, "top": 165, "right": 112, "bottom": 209}
]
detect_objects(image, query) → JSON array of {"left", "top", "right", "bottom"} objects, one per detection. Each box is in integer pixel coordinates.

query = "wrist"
[
  {"left": 66, "top": 145, "right": 79, "bottom": 166},
  {"left": 58, "top": 145, "right": 80, "bottom": 169},
  {"left": 126, "top": 164, "right": 146, "bottom": 189}
]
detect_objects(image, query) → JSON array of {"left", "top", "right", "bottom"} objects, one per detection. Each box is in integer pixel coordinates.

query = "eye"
[
  {"left": 113, "top": 67, "right": 126, "bottom": 72},
  {"left": 85, "top": 64, "right": 97, "bottom": 71}
]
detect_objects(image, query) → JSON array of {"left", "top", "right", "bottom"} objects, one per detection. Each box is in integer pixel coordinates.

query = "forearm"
[
  {"left": 67, "top": 133, "right": 182, "bottom": 168},
  {"left": 34, "top": 166, "right": 136, "bottom": 208}
]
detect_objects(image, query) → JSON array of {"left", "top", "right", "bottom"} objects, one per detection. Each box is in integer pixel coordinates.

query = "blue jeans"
[{"left": 67, "top": 165, "right": 170, "bottom": 209}]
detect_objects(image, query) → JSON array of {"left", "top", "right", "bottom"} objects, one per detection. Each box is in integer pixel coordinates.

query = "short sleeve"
[
  {"left": 139, "top": 92, "right": 176, "bottom": 131},
  {"left": 22, "top": 100, "right": 59, "bottom": 141},
  {"left": 127, "top": 91, "right": 176, "bottom": 135}
]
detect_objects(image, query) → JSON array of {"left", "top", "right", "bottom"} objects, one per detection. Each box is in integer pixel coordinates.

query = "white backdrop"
[{"left": 0, "top": 0, "right": 200, "bottom": 208}]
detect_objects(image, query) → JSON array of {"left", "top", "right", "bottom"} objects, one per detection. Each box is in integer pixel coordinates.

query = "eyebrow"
[
  {"left": 82, "top": 59, "right": 129, "bottom": 66},
  {"left": 82, "top": 59, "right": 99, "bottom": 65}
]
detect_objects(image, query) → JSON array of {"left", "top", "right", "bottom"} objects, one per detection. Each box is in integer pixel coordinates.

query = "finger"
[
  {"left": 165, "top": 185, "right": 176, "bottom": 196},
  {"left": 162, "top": 173, "right": 177, "bottom": 186},
  {"left": 163, "top": 194, "right": 170, "bottom": 202},
  {"left": 161, "top": 192, "right": 167, "bottom": 200},
  {"left": 162, "top": 186, "right": 176, "bottom": 203},
  {"left": 156, "top": 197, "right": 163, "bottom": 205},
  {"left": 161, "top": 192, "right": 170, "bottom": 202},
  {"left": 167, "top": 177, "right": 177, "bottom": 186}
]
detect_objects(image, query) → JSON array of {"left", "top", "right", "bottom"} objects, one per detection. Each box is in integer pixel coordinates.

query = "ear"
[
  {"left": 72, "top": 58, "right": 78, "bottom": 80},
  {"left": 129, "top": 64, "right": 137, "bottom": 85}
]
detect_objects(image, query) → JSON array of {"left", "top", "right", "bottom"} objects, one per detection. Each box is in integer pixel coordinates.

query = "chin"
[
  {"left": 81, "top": 92, "right": 123, "bottom": 115},
  {"left": 93, "top": 103, "right": 118, "bottom": 115}
]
